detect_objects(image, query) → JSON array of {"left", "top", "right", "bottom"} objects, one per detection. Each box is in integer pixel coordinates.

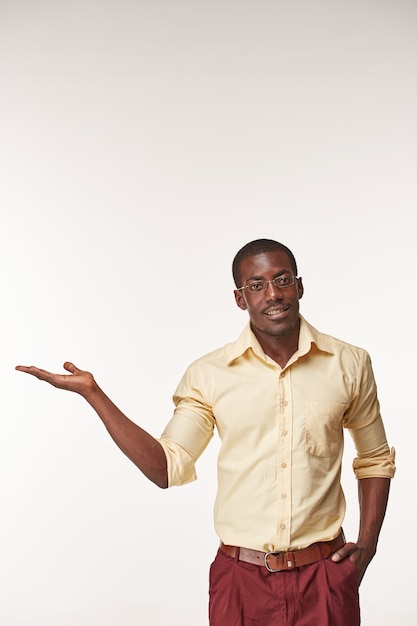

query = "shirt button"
[
  {"left": 283, "top": 401, "right": 288, "bottom": 407},
  {"left": 281, "top": 463, "right": 287, "bottom": 469},
  {"left": 280, "top": 523, "right": 286, "bottom": 530},
  {"left": 281, "top": 493, "right": 287, "bottom": 499},
  {"left": 282, "top": 430, "right": 288, "bottom": 436}
]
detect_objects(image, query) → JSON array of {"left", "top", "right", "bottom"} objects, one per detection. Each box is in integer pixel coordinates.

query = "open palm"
[{"left": 15, "top": 361, "right": 96, "bottom": 396}]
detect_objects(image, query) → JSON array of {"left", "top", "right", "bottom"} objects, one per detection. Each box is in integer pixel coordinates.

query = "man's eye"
[{"left": 248, "top": 282, "right": 264, "bottom": 292}]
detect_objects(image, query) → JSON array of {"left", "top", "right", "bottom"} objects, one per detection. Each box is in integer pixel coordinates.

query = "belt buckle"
[{"left": 264, "top": 550, "right": 293, "bottom": 573}]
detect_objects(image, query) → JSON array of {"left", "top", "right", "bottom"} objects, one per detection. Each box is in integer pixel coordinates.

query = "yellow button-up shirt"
[{"left": 159, "top": 316, "right": 395, "bottom": 552}]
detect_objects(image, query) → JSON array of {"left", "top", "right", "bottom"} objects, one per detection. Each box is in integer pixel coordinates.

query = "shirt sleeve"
[
  {"left": 344, "top": 350, "right": 396, "bottom": 479},
  {"left": 158, "top": 361, "right": 215, "bottom": 487}
]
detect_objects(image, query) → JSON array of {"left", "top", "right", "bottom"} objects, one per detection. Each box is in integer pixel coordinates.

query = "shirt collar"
[{"left": 227, "top": 315, "right": 335, "bottom": 365}]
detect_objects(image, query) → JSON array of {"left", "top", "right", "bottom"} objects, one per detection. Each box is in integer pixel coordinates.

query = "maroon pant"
[{"left": 209, "top": 549, "right": 360, "bottom": 626}]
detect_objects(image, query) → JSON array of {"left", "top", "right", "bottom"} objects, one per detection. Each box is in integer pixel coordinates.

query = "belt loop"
[{"left": 234, "top": 547, "right": 240, "bottom": 563}]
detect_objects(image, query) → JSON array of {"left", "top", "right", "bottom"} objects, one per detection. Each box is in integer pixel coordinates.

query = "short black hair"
[{"left": 232, "top": 239, "right": 298, "bottom": 288}]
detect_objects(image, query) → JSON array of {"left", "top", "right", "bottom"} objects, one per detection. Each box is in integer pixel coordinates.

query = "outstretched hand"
[
  {"left": 15, "top": 362, "right": 98, "bottom": 397},
  {"left": 16, "top": 361, "right": 169, "bottom": 488}
]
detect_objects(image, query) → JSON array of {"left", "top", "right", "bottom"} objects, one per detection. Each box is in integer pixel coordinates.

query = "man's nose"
[{"left": 265, "top": 280, "right": 283, "bottom": 299}]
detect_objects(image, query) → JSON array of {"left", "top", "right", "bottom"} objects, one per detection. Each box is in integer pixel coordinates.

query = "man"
[{"left": 16, "top": 239, "right": 395, "bottom": 625}]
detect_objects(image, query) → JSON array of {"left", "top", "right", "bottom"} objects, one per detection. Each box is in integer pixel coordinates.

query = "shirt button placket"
[{"left": 276, "top": 368, "right": 292, "bottom": 548}]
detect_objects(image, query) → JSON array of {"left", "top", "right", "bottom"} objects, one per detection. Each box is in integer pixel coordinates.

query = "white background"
[{"left": 1, "top": 1, "right": 416, "bottom": 624}]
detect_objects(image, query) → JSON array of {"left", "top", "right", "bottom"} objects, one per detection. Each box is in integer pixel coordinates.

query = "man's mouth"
[{"left": 264, "top": 306, "right": 289, "bottom": 317}]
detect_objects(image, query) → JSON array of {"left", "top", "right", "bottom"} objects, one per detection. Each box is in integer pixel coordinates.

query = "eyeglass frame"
[{"left": 236, "top": 273, "right": 299, "bottom": 294}]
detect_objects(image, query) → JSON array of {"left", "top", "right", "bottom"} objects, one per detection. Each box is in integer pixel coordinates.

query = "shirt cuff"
[
  {"left": 158, "top": 438, "right": 198, "bottom": 487},
  {"left": 353, "top": 446, "right": 396, "bottom": 479}
]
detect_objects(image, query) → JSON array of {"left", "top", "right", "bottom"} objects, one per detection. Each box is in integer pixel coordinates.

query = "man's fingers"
[
  {"left": 15, "top": 364, "right": 63, "bottom": 387},
  {"left": 16, "top": 362, "right": 96, "bottom": 398},
  {"left": 16, "top": 365, "right": 52, "bottom": 380},
  {"left": 15, "top": 364, "right": 81, "bottom": 389},
  {"left": 16, "top": 363, "right": 78, "bottom": 377},
  {"left": 331, "top": 542, "right": 356, "bottom": 562},
  {"left": 63, "top": 361, "right": 79, "bottom": 374}
]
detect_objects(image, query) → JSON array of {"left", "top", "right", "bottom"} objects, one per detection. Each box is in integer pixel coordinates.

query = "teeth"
[{"left": 266, "top": 309, "right": 285, "bottom": 315}]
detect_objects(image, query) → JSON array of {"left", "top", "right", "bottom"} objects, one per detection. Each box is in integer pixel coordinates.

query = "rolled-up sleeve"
[
  {"left": 345, "top": 351, "right": 396, "bottom": 479},
  {"left": 158, "top": 362, "right": 215, "bottom": 487},
  {"left": 351, "top": 418, "right": 396, "bottom": 478}
]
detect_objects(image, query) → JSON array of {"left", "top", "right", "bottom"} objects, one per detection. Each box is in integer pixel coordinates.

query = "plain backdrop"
[{"left": 1, "top": 1, "right": 416, "bottom": 624}]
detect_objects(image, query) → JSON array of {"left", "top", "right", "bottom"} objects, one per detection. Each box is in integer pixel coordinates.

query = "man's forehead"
[{"left": 239, "top": 250, "right": 293, "bottom": 275}]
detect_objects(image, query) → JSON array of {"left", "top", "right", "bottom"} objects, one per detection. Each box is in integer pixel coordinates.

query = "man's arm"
[
  {"left": 15, "top": 361, "right": 168, "bottom": 489},
  {"left": 331, "top": 476, "right": 391, "bottom": 583}
]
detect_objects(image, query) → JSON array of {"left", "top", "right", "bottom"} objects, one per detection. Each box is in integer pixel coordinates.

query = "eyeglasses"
[{"left": 236, "top": 274, "right": 297, "bottom": 294}]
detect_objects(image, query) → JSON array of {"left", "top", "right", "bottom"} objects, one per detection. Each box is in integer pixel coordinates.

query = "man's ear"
[
  {"left": 234, "top": 290, "right": 247, "bottom": 311},
  {"left": 297, "top": 277, "right": 304, "bottom": 300}
]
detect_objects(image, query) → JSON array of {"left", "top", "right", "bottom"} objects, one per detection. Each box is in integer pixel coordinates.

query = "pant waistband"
[{"left": 219, "top": 531, "right": 345, "bottom": 572}]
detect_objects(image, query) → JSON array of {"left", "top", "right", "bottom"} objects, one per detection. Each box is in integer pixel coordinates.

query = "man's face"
[{"left": 234, "top": 250, "right": 304, "bottom": 340}]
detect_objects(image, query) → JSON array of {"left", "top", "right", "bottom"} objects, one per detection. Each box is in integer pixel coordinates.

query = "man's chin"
[{"left": 263, "top": 318, "right": 299, "bottom": 338}]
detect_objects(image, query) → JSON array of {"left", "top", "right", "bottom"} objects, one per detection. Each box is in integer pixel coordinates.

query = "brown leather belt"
[{"left": 219, "top": 531, "right": 345, "bottom": 572}]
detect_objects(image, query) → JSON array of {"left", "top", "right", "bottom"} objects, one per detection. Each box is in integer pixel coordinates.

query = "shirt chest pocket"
[{"left": 305, "top": 401, "right": 347, "bottom": 457}]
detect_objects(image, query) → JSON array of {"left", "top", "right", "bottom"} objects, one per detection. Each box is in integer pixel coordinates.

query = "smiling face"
[{"left": 234, "top": 250, "right": 304, "bottom": 347}]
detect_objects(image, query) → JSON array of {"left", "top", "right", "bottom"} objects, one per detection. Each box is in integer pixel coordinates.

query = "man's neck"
[{"left": 251, "top": 324, "right": 300, "bottom": 368}]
